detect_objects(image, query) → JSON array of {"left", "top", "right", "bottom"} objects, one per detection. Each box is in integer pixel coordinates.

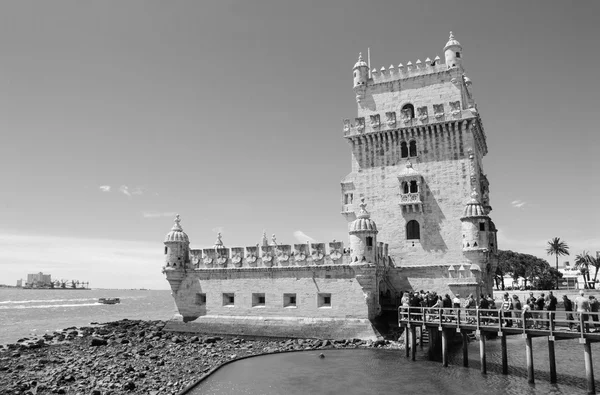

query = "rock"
[
  {"left": 123, "top": 381, "right": 136, "bottom": 391},
  {"left": 90, "top": 337, "right": 108, "bottom": 347}
]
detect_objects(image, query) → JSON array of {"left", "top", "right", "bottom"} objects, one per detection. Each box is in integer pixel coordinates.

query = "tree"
[
  {"left": 575, "top": 251, "right": 594, "bottom": 289},
  {"left": 546, "top": 237, "right": 569, "bottom": 289}
]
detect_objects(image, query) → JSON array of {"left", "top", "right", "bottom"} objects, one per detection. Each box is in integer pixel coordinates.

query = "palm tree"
[
  {"left": 575, "top": 251, "right": 593, "bottom": 289},
  {"left": 546, "top": 237, "right": 569, "bottom": 289}
]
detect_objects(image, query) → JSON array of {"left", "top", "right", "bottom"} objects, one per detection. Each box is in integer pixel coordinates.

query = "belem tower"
[{"left": 163, "top": 32, "right": 498, "bottom": 340}]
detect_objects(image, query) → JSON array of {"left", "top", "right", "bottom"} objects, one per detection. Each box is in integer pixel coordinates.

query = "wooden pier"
[{"left": 399, "top": 307, "right": 600, "bottom": 394}]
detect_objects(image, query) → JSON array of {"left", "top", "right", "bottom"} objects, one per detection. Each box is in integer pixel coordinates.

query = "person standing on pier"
[
  {"left": 546, "top": 291, "right": 557, "bottom": 330},
  {"left": 536, "top": 293, "right": 546, "bottom": 329},
  {"left": 501, "top": 292, "right": 513, "bottom": 327},
  {"left": 512, "top": 295, "right": 523, "bottom": 328},
  {"left": 479, "top": 293, "right": 489, "bottom": 324},
  {"left": 563, "top": 294, "right": 574, "bottom": 330},
  {"left": 589, "top": 296, "right": 599, "bottom": 331},
  {"left": 575, "top": 290, "right": 590, "bottom": 333},
  {"left": 442, "top": 294, "right": 452, "bottom": 322}
]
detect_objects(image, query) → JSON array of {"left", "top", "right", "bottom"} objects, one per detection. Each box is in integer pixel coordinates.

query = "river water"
[
  {"left": 0, "top": 288, "right": 176, "bottom": 344},
  {"left": 193, "top": 336, "right": 600, "bottom": 395}
]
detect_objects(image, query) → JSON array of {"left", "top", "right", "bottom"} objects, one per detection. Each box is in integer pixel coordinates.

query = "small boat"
[{"left": 98, "top": 298, "right": 120, "bottom": 305}]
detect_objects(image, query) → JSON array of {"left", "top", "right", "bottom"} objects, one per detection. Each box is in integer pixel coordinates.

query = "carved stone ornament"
[
  {"left": 386, "top": 112, "right": 396, "bottom": 127},
  {"left": 262, "top": 252, "right": 273, "bottom": 267},
  {"left": 216, "top": 256, "right": 227, "bottom": 267},
  {"left": 246, "top": 253, "right": 257, "bottom": 267},
  {"left": 311, "top": 249, "right": 325, "bottom": 262},
  {"left": 450, "top": 101, "right": 461, "bottom": 117},
  {"left": 202, "top": 256, "right": 213, "bottom": 267},
  {"left": 275, "top": 248, "right": 290, "bottom": 262},
  {"left": 294, "top": 251, "right": 307, "bottom": 262},
  {"left": 343, "top": 119, "right": 351, "bottom": 132},
  {"left": 232, "top": 253, "right": 242, "bottom": 267},
  {"left": 468, "top": 107, "right": 478, "bottom": 115},
  {"left": 433, "top": 104, "right": 444, "bottom": 119},
  {"left": 400, "top": 109, "right": 412, "bottom": 124},
  {"left": 417, "top": 106, "right": 428, "bottom": 122},
  {"left": 330, "top": 250, "right": 342, "bottom": 261},
  {"left": 355, "top": 117, "right": 365, "bottom": 132},
  {"left": 370, "top": 114, "right": 380, "bottom": 129}
]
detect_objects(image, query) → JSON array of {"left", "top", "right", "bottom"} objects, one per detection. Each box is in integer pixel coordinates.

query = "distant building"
[
  {"left": 26, "top": 272, "right": 52, "bottom": 287},
  {"left": 16, "top": 279, "right": 22, "bottom": 287}
]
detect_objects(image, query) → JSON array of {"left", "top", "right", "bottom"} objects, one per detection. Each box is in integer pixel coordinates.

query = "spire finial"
[
  {"left": 358, "top": 52, "right": 363, "bottom": 62},
  {"left": 449, "top": 31, "right": 454, "bottom": 40},
  {"left": 171, "top": 214, "right": 182, "bottom": 231},
  {"left": 214, "top": 232, "right": 224, "bottom": 248},
  {"left": 357, "top": 197, "right": 371, "bottom": 219},
  {"left": 262, "top": 230, "right": 269, "bottom": 246}
]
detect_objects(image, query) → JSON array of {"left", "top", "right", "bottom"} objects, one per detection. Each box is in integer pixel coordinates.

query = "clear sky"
[{"left": 1, "top": 0, "right": 598, "bottom": 289}]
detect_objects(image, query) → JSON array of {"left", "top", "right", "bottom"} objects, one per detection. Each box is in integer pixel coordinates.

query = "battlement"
[
  {"left": 178, "top": 240, "right": 390, "bottom": 270},
  {"left": 369, "top": 58, "right": 452, "bottom": 84},
  {"left": 343, "top": 107, "right": 478, "bottom": 138}
]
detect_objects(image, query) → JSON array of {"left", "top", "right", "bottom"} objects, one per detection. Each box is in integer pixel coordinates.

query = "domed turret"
[
  {"left": 353, "top": 53, "right": 369, "bottom": 103},
  {"left": 164, "top": 214, "right": 190, "bottom": 269},
  {"left": 460, "top": 193, "right": 489, "bottom": 251},
  {"left": 349, "top": 198, "right": 378, "bottom": 263},
  {"left": 444, "top": 31, "right": 463, "bottom": 69}
]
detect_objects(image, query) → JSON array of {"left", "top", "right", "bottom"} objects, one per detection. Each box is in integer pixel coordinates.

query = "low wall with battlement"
[
  {"left": 185, "top": 241, "right": 390, "bottom": 270},
  {"left": 370, "top": 60, "right": 449, "bottom": 84}
]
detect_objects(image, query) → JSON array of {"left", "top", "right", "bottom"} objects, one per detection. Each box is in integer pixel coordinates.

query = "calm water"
[
  {"left": 194, "top": 337, "right": 600, "bottom": 395},
  {"left": 0, "top": 288, "right": 176, "bottom": 344}
]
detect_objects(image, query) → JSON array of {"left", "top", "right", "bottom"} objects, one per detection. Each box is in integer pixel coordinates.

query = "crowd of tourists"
[{"left": 399, "top": 289, "right": 600, "bottom": 332}]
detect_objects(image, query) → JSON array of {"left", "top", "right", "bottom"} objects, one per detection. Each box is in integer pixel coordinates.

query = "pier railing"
[{"left": 399, "top": 306, "right": 600, "bottom": 394}]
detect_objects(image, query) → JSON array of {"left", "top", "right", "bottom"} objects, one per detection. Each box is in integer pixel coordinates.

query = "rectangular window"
[
  {"left": 344, "top": 193, "right": 354, "bottom": 205},
  {"left": 284, "top": 293, "right": 297, "bottom": 308},
  {"left": 195, "top": 293, "right": 206, "bottom": 306},
  {"left": 479, "top": 222, "right": 485, "bottom": 231},
  {"left": 252, "top": 293, "right": 266, "bottom": 307},
  {"left": 164, "top": 246, "right": 168, "bottom": 255},
  {"left": 223, "top": 293, "right": 235, "bottom": 306},
  {"left": 318, "top": 293, "right": 332, "bottom": 308}
]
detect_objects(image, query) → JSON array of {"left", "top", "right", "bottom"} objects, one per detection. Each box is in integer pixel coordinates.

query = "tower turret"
[
  {"left": 164, "top": 214, "right": 190, "bottom": 270},
  {"left": 460, "top": 193, "right": 489, "bottom": 251},
  {"left": 349, "top": 198, "right": 378, "bottom": 263},
  {"left": 444, "top": 31, "right": 463, "bottom": 69},
  {"left": 353, "top": 53, "right": 369, "bottom": 103}
]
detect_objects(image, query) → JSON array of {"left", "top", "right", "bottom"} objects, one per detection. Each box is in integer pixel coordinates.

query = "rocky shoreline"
[{"left": 0, "top": 319, "right": 402, "bottom": 395}]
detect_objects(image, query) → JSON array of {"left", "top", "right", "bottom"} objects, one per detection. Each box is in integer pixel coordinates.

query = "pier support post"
[
  {"left": 419, "top": 327, "right": 424, "bottom": 350},
  {"left": 441, "top": 329, "right": 448, "bottom": 367},
  {"left": 462, "top": 332, "right": 469, "bottom": 367},
  {"left": 584, "top": 338, "right": 596, "bottom": 395},
  {"left": 404, "top": 328, "right": 409, "bottom": 358},
  {"left": 548, "top": 337, "right": 556, "bottom": 384},
  {"left": 501, "top": 333, "right": 508, "bottom": 375},
  {"left": 525, "top": 334, "right": 534, "bottom": 384},
  {"left": 411, "top": 326, "right": 417, "bottom": 361},
  {"left": 479, "top": 333, "right": 486, "bottom": 374}
]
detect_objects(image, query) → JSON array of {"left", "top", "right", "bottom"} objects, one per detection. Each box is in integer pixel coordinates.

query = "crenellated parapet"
[
  {"left": 370, "top": 58, "right": 448, "bottom": 84},
  {"left": 189, "top": 240, "right": 390, "bottom": 269}
]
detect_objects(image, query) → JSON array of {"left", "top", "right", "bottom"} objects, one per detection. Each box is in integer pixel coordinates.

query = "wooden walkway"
[{"left": 399, "top": 307, "right": 600, "bottom": 394}]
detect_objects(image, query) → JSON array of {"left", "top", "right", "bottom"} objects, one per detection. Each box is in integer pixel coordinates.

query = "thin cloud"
[
  {"left": 511, "top": 200, "right": 527, "bottom": 209},
  {"left": 142, "top": 211, "right": 177, "bottom": 219},
  {"left": 130, "top": 187, "right": 145, "bottom": 196},
  {"left": 119, "top": 185, "right": 131, "bottom": 197},
  {"left": 98, "top": 185, "right": 111, "bottom": 192},
  {"left": 293, "top": 230, "right": 316, "bottom": 243}
]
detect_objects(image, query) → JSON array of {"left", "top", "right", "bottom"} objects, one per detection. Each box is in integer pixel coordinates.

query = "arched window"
[
  {"left": 402, "top": 182, "right": 409, "bottom": 194},
  {"left": 406, "top": 220, "right": 420, "bottom": 240},
  {"left": 409, "top": 140, "right": 417, "bottom": 157},
  {"left": 409, "top": 180, "right": 418, "bottom": 193},
  {"left": 354, "top": 71, "right": 357, "bottom": 77},
  {"left": 366, "top": 236, "right": 373, "bottom": 247},
  {"left": 401, "top": 104, "right": 415, "bottom": 119},
  {"left": 400, "top": 141, "right": 408, "bottom": 158}
]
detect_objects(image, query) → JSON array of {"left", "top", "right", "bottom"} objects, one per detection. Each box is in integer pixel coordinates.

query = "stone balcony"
[{"left": 400, "top": 193, "right": 422, "bottom": 213}]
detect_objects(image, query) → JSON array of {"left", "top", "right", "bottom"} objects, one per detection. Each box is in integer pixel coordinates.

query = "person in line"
[
  {"left": 400, "top": 291, "right": 410, "bottom": 320},
  {"left": 589, "top": 295, "right": 600, "bottom": 331},
  {"left": 452, "top": 294, "right": 461, "bottom": 322},
  {"left": 522, "top": 301, "right": 533, "bottom": 328},
  {"left": 575, "top": 290, "right": 590, "bottom": 333},
  {"left": 527, "top": 292, "right": 537, "bottom": 323},
  {"left": 464, "top": 293, "right": 476, "bottom": 324},
  {"left": 429, "top": 295, "right": 443, "bottom": 321},
  {"left": 563, "top": 294, "right": 574, "bottom": 331},
  {"left": 512, "top": 295, "right": 522, "bottom": 328},
  {"left": 487, "top": 294, "right": 498, "bottom": 325},
  {"left": 536, "top": 293, "right": 546, "bottom": 329},
  {"left": 479, "top": 293, "right": 489, "bottom": 325},
  {"left": 442, "top": 294, "right": 453, "bottom": 322},
  {"left": 544, "top": 291, "right": 557, "bottom": 329},
  {"left": 501, "top": 292, "right": 513, "bottom": 327}
]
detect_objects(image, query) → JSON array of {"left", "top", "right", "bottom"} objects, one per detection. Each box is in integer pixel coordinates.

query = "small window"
[
  {"left": 409, "top": 180, "right": 418, "bottom": 193},
  {"left": 223, "top": 293, "right": 235, "bottom": 306},
  {"left": 318, "top": 293, "right": 332, "bottom": 308},
  {"left": 456, "top": 52, "right": 461, "bottom": 58},
  {"left": 164, "top": 246, "right": 168, "bottom": 255},
  {"left": 479, "top": 223, "right": 485, "bottom": 231},
  {"left": 366, "top": 236, "right": 373, "bottom": 247},
  {"left": 284, "top": 293, "right": 297, "bottom": 308},
  {"left": 354, "top": 71, "right": 357, "bottom": 77},
  {"left": 195, "top": 293, "right": 206, "bottom": 306},
  {"left": 406, "top": 220, "right": 420, "bottom": 240},
  {"left": 409, "top": 140, "right": 417, "bottom": 157},
  {"left": 400, "top": 141, "right": 408, "bottom": 158},
  {"left": 344, "top": 193, "right": 354, "bottom": 205},
  {"left": 252, "top": 293, "right": 266, "bottom": 307},
  {"left": 402, "top": 182, "right": 409, "bottom": 194}
]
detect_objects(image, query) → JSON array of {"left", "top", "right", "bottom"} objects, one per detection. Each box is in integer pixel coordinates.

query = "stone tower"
[
  {"left": 349, "top": 198, "right": 378, "bottom": 263},
  {"left": 341, "top": 32, "right": 497, "bottom": 297},
  {"left": 163, "top": 214, "right": 190, "bottom": 293}
]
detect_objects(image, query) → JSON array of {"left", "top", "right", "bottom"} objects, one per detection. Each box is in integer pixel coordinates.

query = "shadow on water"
[{"left": 190, "top": 340, "right": 599, "bottom": 395}]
